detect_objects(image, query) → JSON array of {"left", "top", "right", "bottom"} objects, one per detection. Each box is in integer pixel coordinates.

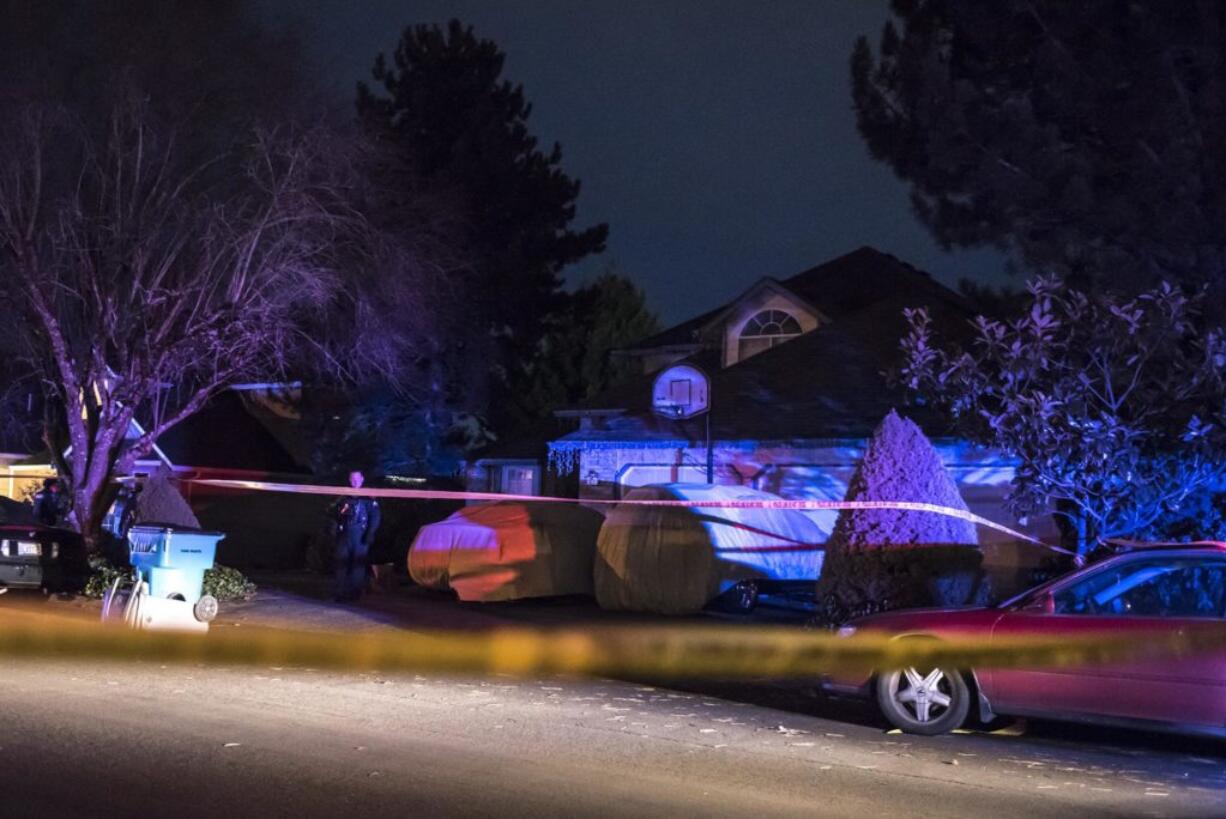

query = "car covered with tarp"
[
  {"left": 594, "top": 483, "right": 826, "bottom": 615},
  {"left": 408, "top": 501, "right": 603, "bottom": 602}
]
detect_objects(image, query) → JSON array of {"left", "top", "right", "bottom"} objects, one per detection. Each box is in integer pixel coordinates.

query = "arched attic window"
[{"left": 737, "top": 309, "right": 802, "bottom": 361}]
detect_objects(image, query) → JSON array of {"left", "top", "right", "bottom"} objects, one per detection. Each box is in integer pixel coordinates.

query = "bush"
[
  {"left": 82, "top": 557, "right": 129, "bottom": 599},
  {"left": 83, "top": 559, "right": 256, "bottom": 602},
  {"left": 815, "top": 546, "right": 990, "bottom": 626},
  {"left": 814, "top": 410, "right": 988, "bottom": 626},
  {"left": 202, "top": 564, "right": 257, "bottom": 601},
  {"left": 135, "top": 468, "right": 201, "bottom": 528}
]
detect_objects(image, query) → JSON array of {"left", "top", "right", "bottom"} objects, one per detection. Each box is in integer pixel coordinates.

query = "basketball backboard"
[{"left": 651, "top": 364, "right": 710, "bottom": 419}]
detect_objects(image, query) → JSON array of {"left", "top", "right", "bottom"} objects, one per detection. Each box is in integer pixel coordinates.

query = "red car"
[{"left": 822, "top": 544, "right": 1226, "bottom": 737}]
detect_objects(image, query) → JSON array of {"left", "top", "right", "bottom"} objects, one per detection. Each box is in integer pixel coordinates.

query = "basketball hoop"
[
  {"left": 651, "top": 364, "right": 714, "bottom": 484},
  {"left": 654, "top": 403, "right": 687, "bottom": 419},
  {"left": 651, "top": 364, "right": 709, "bottom": 420}
]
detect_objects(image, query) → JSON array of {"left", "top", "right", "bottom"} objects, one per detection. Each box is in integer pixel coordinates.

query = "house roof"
[
  {"left": 475, "top": 416, "right": 572, "bottom": 462},
  {"left": 618, "top": 246, "right": 964, "bottom": 354},
  {"left": 557, "top": 247, "right": 972, "bottom": 445},
  {"left": 779, "top": 246, "right": 966, "bottom": 317},
  {"left": 618, "top": 307, "right": 719, "bottom": 352},
  {"left": 0, "top": 420, "right": 41, "bottom": 457},
  {"left": 150, "top": 390, "right": 306, "bottom": 474}
]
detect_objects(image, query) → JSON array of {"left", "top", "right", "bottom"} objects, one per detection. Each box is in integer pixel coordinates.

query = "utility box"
[
  {"left": 126, "top": 524, "right": 223, "bottom": 605},
  {"left": 102, "top": 524, "right": 225, "bottom": 632}
]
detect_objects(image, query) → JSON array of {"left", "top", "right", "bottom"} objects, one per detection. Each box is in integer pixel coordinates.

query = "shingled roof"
[
  {"left": 148, "top": 390, "right": 306, "bottom": 474},
  {"left": 557, "top": 247, "right": 972, "bottom": 444},
  {"left": 621, "top": 246, "right": 963, "bottom": 354}
]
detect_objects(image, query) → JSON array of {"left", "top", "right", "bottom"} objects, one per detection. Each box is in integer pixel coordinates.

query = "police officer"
[
  {"left": 32, "top": 478, "right": 69, "bottom": 527},
  {"left": 330, "top": 469, "right": 381, "bottom": 602}
]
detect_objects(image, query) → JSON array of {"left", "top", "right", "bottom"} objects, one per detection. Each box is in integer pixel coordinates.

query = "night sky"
[{"left": 264, "top": 0, "right": 1009, "bottom": 323}]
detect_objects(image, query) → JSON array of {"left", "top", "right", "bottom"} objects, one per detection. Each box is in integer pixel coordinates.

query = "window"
[
  {"left": 1052, "top": 555, "right": 1226, "bottom": 618},
  {"left": 500, "top": 465, "right": 538, "bottom": 496},
  {"left": 738, "top": 309, "right": 802, "bottom": 361}
]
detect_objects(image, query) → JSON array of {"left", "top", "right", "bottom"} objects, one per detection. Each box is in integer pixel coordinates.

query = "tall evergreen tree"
[
  {"left": 851, "top": 1, "right": 1226, "bottom": 295},
  {"left": 509, "top": 271, "right": 660, "bottom": 431},
  {"left": 357, "top": 20, "right": 608, "bottom": 427}
]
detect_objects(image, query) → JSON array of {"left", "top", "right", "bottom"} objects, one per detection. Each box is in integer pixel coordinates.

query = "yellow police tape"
[{"left": 2, "top": 615, "right": 1223, "bottom": 678}]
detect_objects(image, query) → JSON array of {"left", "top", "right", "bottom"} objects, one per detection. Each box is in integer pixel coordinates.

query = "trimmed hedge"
[{"left": 814, "top": 411, "right": 990, "bottom": 626}]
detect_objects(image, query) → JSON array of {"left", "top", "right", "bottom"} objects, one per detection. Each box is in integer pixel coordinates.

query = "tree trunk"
[
  {"left": 57, "top": 417, "right": 130, "bottom": 554},
  {"left": 73, "top": 485, "right": 103, "bottom": 553},
  {"left": 1072, "top": 513, "right": 1099, "bottom": 560}
]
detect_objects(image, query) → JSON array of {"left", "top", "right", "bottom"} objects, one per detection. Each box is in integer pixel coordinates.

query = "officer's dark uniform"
[
  {"left": 32, "top": 480, "right": 68, "bottom": 527},
  {"left": 331, "top": 495, "right": 381, "bottom": 601}
]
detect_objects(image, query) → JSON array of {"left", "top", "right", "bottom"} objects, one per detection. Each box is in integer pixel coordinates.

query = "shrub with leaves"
[
  {"left": 82, "top": 557, "right": 129, "bottom": 599},
  {"left": 201, "top": 564, "right": 257, "bottom": 601},
  {"left": 902, "top": 278, "right": 1226, "bottom": 555},
  {"left": 814, "top": 411, "right": 986, "bottom": 625},
  {"left": 83, "top": 560, "right": 255, "bottom": 602}
]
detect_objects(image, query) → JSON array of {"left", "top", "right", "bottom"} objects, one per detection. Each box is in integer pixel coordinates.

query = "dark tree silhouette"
[
  {"left": 0, "top": 3, "right": 471, "bottom": 507},
  {"left": 0, "top": 0, "right": 315, "bottom": 156},
  {"left": 509, "top": 271, "right": 660, "bottom": 431},
  {"left": 357, "top": 19, "right": 608, "bottom": 428},
  {"left": 852, "top": 1, "right": 1226, "bottom": 295},
  {"left": 0, "top": 102, "right": 438, "bottom": 547}
]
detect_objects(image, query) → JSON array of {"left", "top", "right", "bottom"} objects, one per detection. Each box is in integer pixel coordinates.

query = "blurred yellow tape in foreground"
[{"left": 3, "top": 617, "right": 1224, "bottom": 678}]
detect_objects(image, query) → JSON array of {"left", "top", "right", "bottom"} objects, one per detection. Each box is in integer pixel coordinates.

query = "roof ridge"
[
  {"left": 782, "top": 245, "right": 935, "bottom": 286},
  {"left": 620, "top": 248, "right": 950, "bottom": 354}
]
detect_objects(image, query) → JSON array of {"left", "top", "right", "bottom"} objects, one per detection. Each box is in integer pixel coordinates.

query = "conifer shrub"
[
  {"left": 135, "top": 468, "right": 201, "bottom": 528},
  {"left": 814, "top": 410, "right": 989, "bottom": 625}
]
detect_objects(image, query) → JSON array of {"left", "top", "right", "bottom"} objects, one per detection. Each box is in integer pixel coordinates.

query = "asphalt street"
[
  {"left": 4, "top": 660, "right": 1224, "bottom": 817},
  {"left": 2, "top": 587, "right": 1224, "bottom": 817}
]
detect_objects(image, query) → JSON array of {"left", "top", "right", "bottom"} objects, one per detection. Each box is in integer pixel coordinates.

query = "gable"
[{"left": 714, "top": 281, "right": 824, "bottom": 367}]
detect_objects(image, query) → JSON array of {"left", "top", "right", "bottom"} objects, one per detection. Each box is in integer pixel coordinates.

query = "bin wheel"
[{"left": 194, "top": 594, "right": 219, "bottom": 623}]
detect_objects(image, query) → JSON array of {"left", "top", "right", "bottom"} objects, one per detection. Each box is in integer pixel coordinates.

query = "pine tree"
[
  {"left": 816, "top": 411, "right": 985, "bottom": 623},
  {"left": 508, "top": 271, "right": 660, "bottom": 431},
  {"left": 852, "top": 1, "right": 1226, "bottom": 297},
  {"left": 357, "top": 19, "right": 608, "bottom": 429}
]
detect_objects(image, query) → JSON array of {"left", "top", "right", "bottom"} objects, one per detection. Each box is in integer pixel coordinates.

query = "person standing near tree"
[
  {"left": 32, "top": 478, "right": 69, "bottom": 527},
  {"left": 330, "top": 469, "right": 381, "bottom": 602}
]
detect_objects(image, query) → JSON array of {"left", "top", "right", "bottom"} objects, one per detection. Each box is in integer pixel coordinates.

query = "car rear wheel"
[{"left": 875, "top": 666, "right": 970, "bottom": 735}]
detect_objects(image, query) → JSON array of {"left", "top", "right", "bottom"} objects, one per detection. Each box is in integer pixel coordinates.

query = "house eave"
[
  {"left": 613, "top": 343, "right": 703, "bottom": 357},
  {"left": 553, "top": 408, "right": 627, "bottom": 419}
]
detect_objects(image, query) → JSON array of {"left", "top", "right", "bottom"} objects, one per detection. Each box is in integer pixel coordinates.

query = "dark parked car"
[
  {"left": 823, "top": 544, "right": 1226, "bottom": 737},
  {"left": 0, "top": 522, "right": 89, "bottom": 593}
]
